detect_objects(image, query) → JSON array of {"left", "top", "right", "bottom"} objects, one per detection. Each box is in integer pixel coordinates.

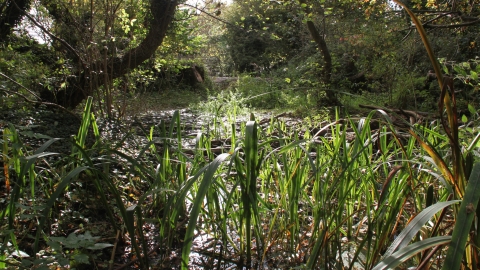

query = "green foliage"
[
  {"left": 2, "top": 91, "right": 480, "bottom": 268},
  {"left": 0, "top": 0, "right": 209, "bottom": 115},
  {"left": 3, "top": 231, "right": 114, "bottom": 269},
  {"left": 195, "top": 3, "right": 234, "bottom": 77},
  {"left": 223, "top": 0, "right": 307, "bottom": 74},
  {"left": 111, "top": 5, "right": 208, "bottom": 101},
  {"left": 374, "top": 200, "right": 459, "bottom": 269},
  {"left": 374, "top": 236, "right": 452, "bottom": 270},
  {"left": 235, "top": 76, "right": 281, "bottom": 108},
  {"left": 193, "top": 73, "right": 320, "bottom": 118},
  {"left": 388, "top": 2, "right": 480, "bottom": 269},
  {"left": 440, "top": 58, "right": 480, "bottom": 106},
  {"left": 391, "top": 73, "right": 436, "bottom": 110},
  {"left": 190, "top": 89, "right": 249, "bottom": 138},
  {"left": 181, "top": 152, "right": 231, "bottom": 269},
  {"left": 0, "top": 36, "right": 53, "bottom": 107}
]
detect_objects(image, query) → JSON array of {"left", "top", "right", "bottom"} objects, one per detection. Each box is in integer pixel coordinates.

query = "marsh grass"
[
  {"left": 1, "top": 95, "right": 479, "bottom": 268},
  {"left": 175, "top": 103, "right": 479, "bottom": 268}
]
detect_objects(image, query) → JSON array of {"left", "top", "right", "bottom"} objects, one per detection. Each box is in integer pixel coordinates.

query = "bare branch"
[
  {"left": 397, "top": 16, "right": 480, "bottom": 32},
  {"left": 0, "top": 71, "right": 40, "bottom": 100},
  {"left": 423, "top": 19, "right": 480, "bottom": 28},
  {"left": 181, "top": 3, "right": 244, "bottom": 31}
]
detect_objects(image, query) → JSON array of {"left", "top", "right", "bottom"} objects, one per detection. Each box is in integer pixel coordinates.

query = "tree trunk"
[
  {"left": 305, "top": 20, "right": 340, "bottom": 105},
  {"left": 299, "top": 0, "right": 340, "bottom": 106},
  {"left": 39, "top": 0, "right": 179, "bottom": 108},
  {"left": 0, "top": 0, "right": 32, "bottom": 41},
  {"left": 306, "top": 21, "right": 331, "bottom": 83}
]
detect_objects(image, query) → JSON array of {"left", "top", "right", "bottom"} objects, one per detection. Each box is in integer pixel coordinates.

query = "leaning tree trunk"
[
  {"left": 39, "top": 0, "right": 179, "bottom": 108},
  {"left": 305, "top": 21, "right": 331, "bottom": 84},
  {"left": 299, "top": 0, "right": 340, "bottom": 106},
  {"left": 305, "top": 20, "right": 340, "bottom": 106}
]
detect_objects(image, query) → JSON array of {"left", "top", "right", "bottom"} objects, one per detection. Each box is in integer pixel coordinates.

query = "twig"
[
  {"left": 423, "top": 18, "right": 480, "bottom": 28},
  {"left": 417, "top": 244, "right": 445, "bottom": 269},
  {"left": 422, "top": 12, "right": 453, "bottom": 25},
  {"left": 109, "top": 230, "right": 121, "bottom": 270},
  {"left": 359, "top": 104, "right": 432, "bottom": 117},
  {"left": 399, "top": 18, "right": 480, "bottom": 31},
  {"left": 401, "top": 28, "right": 413, "bottom": 42},
  {"left": 258, "top": 112, "right": 289, "bottom": 125}
]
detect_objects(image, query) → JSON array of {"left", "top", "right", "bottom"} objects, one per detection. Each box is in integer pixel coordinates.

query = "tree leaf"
[
  {"left": 34, "top": 166, "right": 90, "bottom": 253},
  {"left": 468, "top": 104, "right": 476, "bottom": 115},
  {"left": 73, "top": 253, "right": 90, "bottom": 264},
  {"left": 470, "top": 70, "right": 478, "bottom": 81},
  {"left": 47, "top": 241, "right": 62, "bottom": 252}
]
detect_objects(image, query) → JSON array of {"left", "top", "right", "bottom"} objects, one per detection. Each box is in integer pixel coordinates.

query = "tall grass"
[{"left": 1, "top": 100, "right": 478, "bottom": 269}]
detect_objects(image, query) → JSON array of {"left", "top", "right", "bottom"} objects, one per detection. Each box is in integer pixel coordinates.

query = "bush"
[{"left": 235, "top": 75, "right": 281, "bottom": 109}]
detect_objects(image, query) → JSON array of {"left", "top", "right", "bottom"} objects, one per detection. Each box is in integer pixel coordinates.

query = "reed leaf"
[
  {"left": 384, "top": 200, "right": 460, "bottom": 258},
  {"left": 306, "top": 222, "right": 327, "bottom": 269},
  {"left": 409, "top": 130, "right": 458, "bottom": 194},
  {"left": 126, "top": 205, "right": 148, "bottom": 268},
  {"left": 74, "top": 96, "right": 93, "bottom": 152},
  {"left": 33, "top": 138, "right": 62, "bottom": 155},
  {"left": 442, "top": 163, "right": 480, "bottom": 270},
  {"left": 242, "top": 120, "right": 261, "bottom": 264},
  {"left": 2, "top": 128, "right": 10, "bottom": 196},
  {"left": 34, "top": 166, "right": 89, "bottom": 253},
  {"left": 181, "top": 153, "right": 231, "bottom": 269},
  {"left": 373, "top": 236, "right": 451, "bottom": 270}
]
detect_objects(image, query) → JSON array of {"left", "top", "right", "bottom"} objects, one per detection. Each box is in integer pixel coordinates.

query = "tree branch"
[
  {"left": 397, "top": 16, "right": 480, "bottom": 32},
  {"left": 41, "top": 0, "right": 180, "bottom": 108},
  {"left": 13, "top": 0, "right": 85, "bottom": 66},
  {"left": 423, "top": 19, "right": 480, "bottom": 28},
  {"left": 181, "top": 3, "right": 243, "bottom": 31},
  {"left": 108, "top": 0, "right": 178, "bottom": 77},
  {"left": 0, "top": 87, "right": 79, "bottom": 120}
]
